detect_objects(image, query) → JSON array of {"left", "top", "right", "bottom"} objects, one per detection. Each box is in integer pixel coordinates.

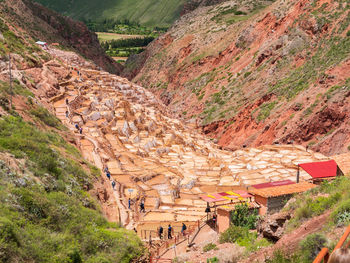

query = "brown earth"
[{"left": 125, "top": 0, "right": 350, "bottom": 156}]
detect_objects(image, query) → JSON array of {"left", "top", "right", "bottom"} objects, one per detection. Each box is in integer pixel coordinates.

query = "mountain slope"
[
  {"left": 34, "top": 0, "right": 187, "bottom": 27},
  {"left": 1, "top": 0, "right": 122, "bottom": 74},
  {"left": 0, "top": 2, "right": 144, "bottom": 262},
  {"left": 125, "top": 0, "right": 350, "bottom": 156}
]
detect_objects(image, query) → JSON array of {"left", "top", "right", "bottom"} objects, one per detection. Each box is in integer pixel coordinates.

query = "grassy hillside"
[
  {"left": 0, "top": 11, "right": 144, "bottom": 262},
  {"left": 34, "top": 0, "right": 187, "bottom": 27},
  {"left": 0, "top": 81, "right": 144, "bottom": 262}
]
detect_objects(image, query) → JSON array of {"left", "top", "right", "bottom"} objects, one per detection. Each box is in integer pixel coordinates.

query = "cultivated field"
[{"left": 97, "top": 32, "right": 144, "bottom": 42}]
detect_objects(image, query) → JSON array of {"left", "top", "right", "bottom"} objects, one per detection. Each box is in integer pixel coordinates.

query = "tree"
[{"left": 230, "top": 203, "right": 259, "bottom": 229}]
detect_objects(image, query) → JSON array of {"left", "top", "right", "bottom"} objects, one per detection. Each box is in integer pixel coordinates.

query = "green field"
[
  {"left": 34, "top": 0, "right": 187, "bottom": 27},
  {"left": 97, "top": 32, "right": 144, "bottom": 42}
]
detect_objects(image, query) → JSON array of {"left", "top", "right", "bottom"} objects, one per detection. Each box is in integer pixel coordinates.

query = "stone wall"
[{"left": 267, "top": 195, "right": 292, "bottom": 214}]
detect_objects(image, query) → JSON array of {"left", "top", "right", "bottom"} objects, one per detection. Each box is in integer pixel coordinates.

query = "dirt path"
[{"left": 42, "top": 59, "right": 130, "bottom": 227}]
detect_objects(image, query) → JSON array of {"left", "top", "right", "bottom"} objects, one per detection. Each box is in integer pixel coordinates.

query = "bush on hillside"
[
  {"left": 265, "top": 250, "right": 301, "bottom": 263},
  {"left": 219, "top": 225, "right": 252, "bottom": 244},
  {"left": 332, "top": 199, "right": 350, "bottom": 226},
  {"left": 299, "top": 233, "right": 327, "bottom": 262},
  {"left": 30, "top": 106, "right": 65, "bottom": 129},
  {"left": 203, "top": 243, "right": 218, "bottom": 252},
  {"left": 231, "top": 203, "right": 259, "bottom": 229},
  {"left": 207, "top": 257, "right": 218, "bottom": 263}
]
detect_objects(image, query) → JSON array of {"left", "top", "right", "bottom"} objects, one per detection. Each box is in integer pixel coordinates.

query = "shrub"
[
  {"left": 30, "top": 106, "right": 64, "bottom": 129},
  {"left": 244, "top": 71, "right": 251, "bottom": 78},
  {"left": 207, "top": 257, "right": 218, "bottom": 263},
  {"left": 265, "top": 250, "right": 301, "bottom": 263},
  {"left": 231, "top": 203, "right": 259, "bottom": 229},
  {"left": 203, "top": 243, "right": 218, "bottom": 252},
  {"left": 257, "top": 101, "right": 277, "bottom": 122},
  {"left": 219, "top": 225, "right": 253, "bottom": 244},
  {"left": 294, "top": 193, "right": 341, "bottom": 222},
  {"left": 299, "top": 234, "right": 327, "bottom": 262},
  {"left": 332, "top": 199, "right": 350, "bottom": 226}
]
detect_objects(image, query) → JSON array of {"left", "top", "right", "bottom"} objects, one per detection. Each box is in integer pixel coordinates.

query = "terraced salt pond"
[{"left": 51, "top": 66, "right": 329, "bottom": 234}]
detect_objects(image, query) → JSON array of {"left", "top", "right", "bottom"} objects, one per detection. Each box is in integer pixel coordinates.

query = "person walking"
[
  {"left": 65, "top": 98, "right": 69, "bottom": 105},
  {"left": 140, "top": 201, "right": 145, "bottom": 213},
  {"left": 128, "top": 198, "right": 131, "bottom": 209},
  {"left": 104, "top": 166, "right": 109, "bottom": 173},
  {"left": 167, "top": 224, "right": 172, "bottom": 239},
  {"left": 212, "top": 214, "right": 217, "bottom": 230},
  {"left": 65, "top": 111, "right": 69, "bottom": 118},
  {"left": 158, "top": 226, "right": 163, "bottom": 240},
  {"left": 106, "top": 171, "right": 111, "bottom": 180},
  {"left": 79, "top": 127, "right": 83, "bottom": 134},
  {"left": 111, "top": 180, "right": 116, "bottom": 190},
  {"left": 181, "top": 223, "right": 187, "bottom": 236}
]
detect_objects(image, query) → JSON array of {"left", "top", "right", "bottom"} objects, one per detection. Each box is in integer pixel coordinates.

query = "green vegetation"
[
  {"left": 88, "top": 20, "right": 166, "bottom": 35},
  {"left": 101, "top": 36, "right": 154, "bottom": 57},
  {"left": 219, "top": 225, "right": 270, "bottom": 252},
  {"left": 0, "top": 115, "right": 144, "bottom": 262},
  {"left": 0, "top": 19, "right": 44, "bottom": 66},
  {"left": 203, "top": 243, "right": 218, "bottom": 252},
  {"left": 30, "top": 106, "right": 66, "bottom": 130},
  {"left": 266, "top": 234, "right": 328, "bottom": 263},
  {"left": 219, "top": 225, "right": 253, "bottom": 244},
  {"left": 0, "top": 81, "right": 144, "bottom": 262},
  {"left": 266, "top": 250, "right": 301, "bottom": 263},
  {"left": 286, "top": 177, "right": 350, "bottom": 230},
  {"left": 244, "top": 71, "right": 252, "bottom": 78},
  {"left": 299, "top": 234, "right": 328, "bottom": 262},
  {"left": 211, "top": 2, "right": 274, "bottom": 25},
  {"left": 207, "top": 257, "right": 218, "bottom": 263},
  {"left": 34, "top": 0, "right": 186, "bottom": 27},
  {"left": 97, "top": 32, "right": 144, "bottom": 42},
  {"left": 257, "top": 101, "right": 277, "bottom": 122},
  {"left": 271, "top": 34, "right": 350, "bottom": 99},
  {"left": 231, "top": 203, "right": 259, "bottom": 229},
  {"left": 266, "top": 233, "right": 329, "bottom": 263},
  {"left": 303, "top": 100, "right": 319, "bottom": 117}
]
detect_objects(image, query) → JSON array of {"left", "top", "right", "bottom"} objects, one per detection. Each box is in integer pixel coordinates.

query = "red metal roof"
[
  {"left": 252, "top": 180, "right": 295, "bottom": 189},
  {"left": 299, "top": 160, "right": 338, "bottom": 179}
]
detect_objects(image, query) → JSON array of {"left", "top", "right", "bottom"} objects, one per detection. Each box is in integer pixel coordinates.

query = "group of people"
[
  {"left": 104, "top": 166, "right": 116, "bottom": 190},
  {"left": 157, "top": 223, "right": 187, "bottom": 240},
  {"left": 74, "top": 123, "right": 83, "bottom": 134},
  {"left": 127, "top": 197, "right": 146, "bottom": 213}
]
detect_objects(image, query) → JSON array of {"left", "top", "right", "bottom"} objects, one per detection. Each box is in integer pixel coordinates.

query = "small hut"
[{"left": 249, "top": 181, "right": 317, "bottom": 215}]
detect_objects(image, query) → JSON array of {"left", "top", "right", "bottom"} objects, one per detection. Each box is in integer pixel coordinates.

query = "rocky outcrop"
[{"left": 257, "top": 211, "right": 291, "bottom": 242}]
